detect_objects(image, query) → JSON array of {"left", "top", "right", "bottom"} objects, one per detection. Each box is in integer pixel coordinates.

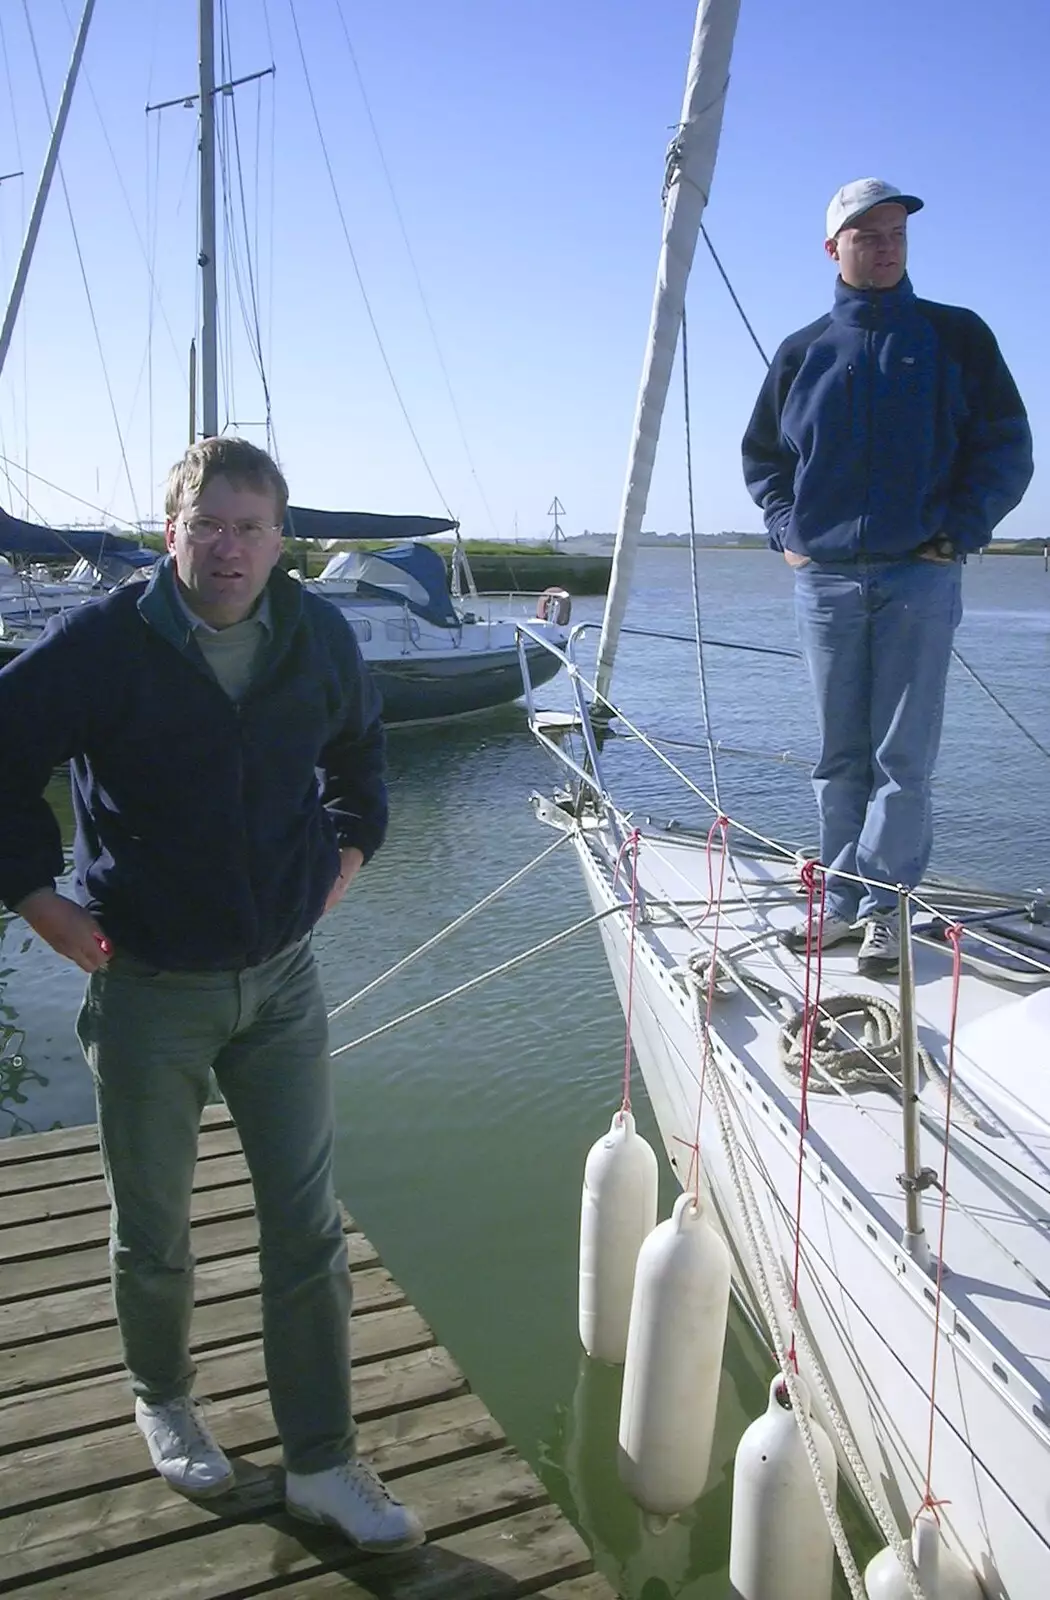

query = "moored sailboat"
[{"left": 519, "top": 1, "right": 1050, "bottom": 1593}]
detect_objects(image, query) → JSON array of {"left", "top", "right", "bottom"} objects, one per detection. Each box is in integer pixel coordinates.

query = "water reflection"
[
  {"left": 0, "top": 911, "right": 47, "bottom": 1134},
  {"left": 544, "top": 1312, "right": 773, "bottom": 1600}
]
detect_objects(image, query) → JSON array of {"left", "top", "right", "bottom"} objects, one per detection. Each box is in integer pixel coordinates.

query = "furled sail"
[{"left": 593, "top": 0, "right": 741, "bottom": 703}]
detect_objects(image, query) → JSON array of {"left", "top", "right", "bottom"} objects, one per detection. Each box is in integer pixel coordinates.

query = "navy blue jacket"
[
  {"left": 0, "top": 559, "right": 387, "bottom": 970},
  {"left": 742, "top": 276, "right": 1033, "bottom": 559}
]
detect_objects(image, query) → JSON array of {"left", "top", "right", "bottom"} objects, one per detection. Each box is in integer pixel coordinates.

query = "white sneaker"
[
  {"left": 778, "top": 913, "right": 858, "bottom": 954},
  {"left": 135, "top": 1395, "right": 234, "bottom": 1497},
  {"left": 857, "top": 914, "right": 900, "bottom": 976},
  {"left": 286, "top": 1458, "right": 426, "bottom": 1552}
]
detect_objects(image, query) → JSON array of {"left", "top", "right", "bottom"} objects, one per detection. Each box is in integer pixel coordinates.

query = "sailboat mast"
[
  {"left": 198, "top": 0, "right": 219, "bottom": 438},
  {"left": 593, "top": 0, "right": 740, "bottom": 705},
  {"left": 0, "top": 0, "right": 97, "bottom": 384}
]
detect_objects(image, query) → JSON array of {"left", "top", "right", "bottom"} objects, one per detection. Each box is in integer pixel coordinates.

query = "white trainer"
[
  {"left": 286, "top": 1458, "right": 426, "bottom": 1552},
  {"left": 778, "top": 912, "right": 858, "bottom": 954},
  {"left": 135, "top": 1395, "right": 234, "bottom": 1497},
  {"left": 857, "top": 913, "right": 901, "bottom": 976}
]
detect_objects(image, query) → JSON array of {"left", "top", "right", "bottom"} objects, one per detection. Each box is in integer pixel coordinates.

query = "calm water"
[{"left": 3, "top": 550, "right": 1047, "bottom": 1597}]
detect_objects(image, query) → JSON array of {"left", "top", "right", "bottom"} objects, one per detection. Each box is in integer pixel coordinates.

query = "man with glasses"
[{"left": 0, "top": 437, "right": 424, "bottom": 1552}]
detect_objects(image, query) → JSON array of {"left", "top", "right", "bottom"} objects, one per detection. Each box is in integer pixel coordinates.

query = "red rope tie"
[
  {"left": 672, "top": 1132, "right": 701, "bottom": 1197},
  {"left": 618, "top": 829, "right": 642, "bottom": 1117},
  {"left": 915, "top": 1496, "right": 952, "bottom": 1527},
  {"left": 788, "top": 860, "right": 827, "bottom": 1370},
  {"left": 922, "top": 922, "right": 965, "bottom": 1510}
]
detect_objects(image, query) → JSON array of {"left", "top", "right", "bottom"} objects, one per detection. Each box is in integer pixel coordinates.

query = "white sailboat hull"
[{"left": 569, "top": 822, "right": 1050, "bottom": 1598}]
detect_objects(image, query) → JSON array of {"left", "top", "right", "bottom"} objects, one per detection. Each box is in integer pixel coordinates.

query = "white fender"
[
  {"left": 578, "top": 1109, "right": 659, "bottom": 1363},
  {"left": 865, "top": 1508, "right": 984, "bottom": 1598},
  {"left": 729, "top": 1374, "right": 836, "bottom": 1600},
  {"left": 617, "top": 1188, "right": 731, "bottom": 1513}
]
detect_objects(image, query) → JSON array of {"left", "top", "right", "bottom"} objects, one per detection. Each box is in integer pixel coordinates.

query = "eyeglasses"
[{"left": 180, "top": 515, "right": 282, "bottom": 546}]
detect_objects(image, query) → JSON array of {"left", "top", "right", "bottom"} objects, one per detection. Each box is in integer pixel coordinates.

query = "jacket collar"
[
  {"left": 138, "top": 556, "right": 304, "bottom": 658},
  {"left": 831, "top": 273, "right": 916, "bottom": 328}
]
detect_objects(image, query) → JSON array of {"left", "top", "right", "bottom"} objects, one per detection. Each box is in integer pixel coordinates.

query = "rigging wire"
[
  {"left": 285, "top": 0, "right": 455, "bottom": 519},
  {"left": 145, "top": 98, "right": 163, "bottom": 516},
  {"left": 218, "top": 0, "right": 276, "bottom": 448},
  {"left": 259, "top": 0, "right": 277, "bottom": 420},
  {"left": 57, "top": 0, "right": 186, "bottom": 381},
  {"left": 950, "top": 648, "right": 1050, "bottom": 765},
  {"left": 700, "top": 222, "right": 769, "bottom": 366},
  {"left": 0, "top": 450, "right": 139, "bottom": 528},
  {"left": 681, "top": 303, "right": 722, "bottom": 810},
  {"left": 0, "top": 452, "right": 54, "bottom": 527},
  {"left": 217, "top": 17, "right": 236, "bottom": 430},
  {"left": 21, "top": 0, "right": 140, "bottom": 525},
  {"left": 333, "top": 0, "right": 501, "bottom": 537},
  {"left": 0, "top": 6, "right": 29, "bottom": 514}
]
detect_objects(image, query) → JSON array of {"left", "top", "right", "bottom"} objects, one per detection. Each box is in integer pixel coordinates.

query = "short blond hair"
[{"left": 164, "top": 437, "right": 289, "bottom": 521}]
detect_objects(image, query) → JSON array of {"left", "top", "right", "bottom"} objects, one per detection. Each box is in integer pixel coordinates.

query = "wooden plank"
[
  {"left": 261, "top": 1505, "right": 607, "bottom": 1599},
  {"left": 0, "top": 1118, "right": 611, "bottom": 1600},
  {"left": 0, "top": 1359, "right": 482, "bottom": 1567},
  {"left": 0, "top": 1305, "right": 435, "bottom": 1516},
  {"left": 0, "top": 1238, "right": 381, "bottom": 1397},
  {"left": 0, "top": 1181, "right": 260, "bottom": 1263},
  {"left": 0, "top": 1270, "right": 407, "bottom": 1449},
  {"left": 0, "top": 1152, "right": 253, "bottom": 1227},
  {"left": 276, "top": 1502, "right": 605, "bottom": 1597},
  {"left": 0, "top": 1231, "right": 378, "bottom": 1362},
  {"left": 0, "top": 1121, "right": 244, "bottom": 1197},
  {"left": 0, "top": 1212, "right": 267, "bottom": 1302},
  {"left": 9, "top": 1446, "right": 548, "bottom": 1599},
  {"left": 0, "top": 1105, "right": 232, "bottom": 1167},
  {"left": 0, "top": 1395, "right": 499, "bottom": 1581}
]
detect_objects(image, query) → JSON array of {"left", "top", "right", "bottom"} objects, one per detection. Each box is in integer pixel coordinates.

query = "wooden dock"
[{"left": 0, "top": 1107, "right": 617, "bottom": 1599}]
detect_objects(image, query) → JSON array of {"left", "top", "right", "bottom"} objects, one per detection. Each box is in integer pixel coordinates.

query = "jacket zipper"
[{"left": 861, "top": 315, "right": 875, "bottom": 555}]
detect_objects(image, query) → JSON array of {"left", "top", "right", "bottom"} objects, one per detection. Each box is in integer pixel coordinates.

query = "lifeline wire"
[
  {"left": 326, "top": 833, "right": 570, "bottom": 1023},
  {"left": 330, "top": 905, "right": 625, "bottom": 1058}
]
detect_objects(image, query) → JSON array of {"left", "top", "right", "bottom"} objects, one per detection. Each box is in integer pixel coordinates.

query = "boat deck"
[
  {"left": 584, "top": 822, "right": 1050, "bottom": 1400},
  {"left": 0, "top": 1107, "right": 614, "bottom": 1600}
]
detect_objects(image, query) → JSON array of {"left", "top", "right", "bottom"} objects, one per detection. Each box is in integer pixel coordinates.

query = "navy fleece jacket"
[
  {"left": 0, "top": 559, "right": 387, "bottom": 970},
  {"left": 742, "top": 275, "right": 1033, "bottom": 560}
]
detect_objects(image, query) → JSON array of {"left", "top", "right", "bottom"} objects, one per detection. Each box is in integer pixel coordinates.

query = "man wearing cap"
[{"left": 742, "top": 178, "right": 1032, "bottom": 975}]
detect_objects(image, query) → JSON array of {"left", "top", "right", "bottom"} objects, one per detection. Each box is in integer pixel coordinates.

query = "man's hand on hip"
[
  {"left": 323, "top": 847, "right": 365, "bottom": 916},
  {"left": 917, "top": 535, "right": 957, "bottom": 564},
  {"left": 783, "top": 549, "right": 812, "bottom": 568},
  {"left": 16, "top": 888, "right": 112, "bottom": 973}
]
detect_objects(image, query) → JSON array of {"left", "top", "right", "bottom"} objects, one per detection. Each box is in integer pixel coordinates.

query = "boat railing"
[
  {"left": 517, "top": 617, "right": 1050, "bottom": 1278},
  {"left": 463, "top": 592, "right": 561, "bottom": 626},
  {"left": 516, "top": 619, "right": 615, "bottom": 804}
]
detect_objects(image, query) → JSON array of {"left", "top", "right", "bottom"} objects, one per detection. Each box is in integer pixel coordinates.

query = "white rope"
[
  {"left": 687, "top": 978, "right": 926, "bottom": 1599},
  {"left": 326, "top": 834, "right": 571, "bottom": 1022}
]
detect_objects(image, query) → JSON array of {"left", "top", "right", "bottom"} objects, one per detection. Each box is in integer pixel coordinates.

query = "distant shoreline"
[{"left": 551, "top": 538, "right": 1047, "bottom": 557}]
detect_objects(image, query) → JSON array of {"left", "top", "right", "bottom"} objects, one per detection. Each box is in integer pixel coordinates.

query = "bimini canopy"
[
  {"left": 283, "top": 506, "right": 458, "bottom": 543},
  {"left": 0, "top": 506, "right": 154, "bottom": 566},
  {"left": 318, "top": 542, "right": 458, "bottom": 627}
]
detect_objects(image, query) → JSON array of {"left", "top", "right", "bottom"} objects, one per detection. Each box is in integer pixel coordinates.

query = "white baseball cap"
[{"left": 826, "top": 178, "right": 924, "bottom": 240}]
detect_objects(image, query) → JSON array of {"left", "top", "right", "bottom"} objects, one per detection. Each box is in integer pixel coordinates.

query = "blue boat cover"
[
  {"left": 351, "top": 542, "right": 458, "bottom": 627},
  {"left": 283, "top": 506, "right": 458, "bottom": 542},
  {"left": 0, "top": 506, "right": 154, "bottom": 565}
]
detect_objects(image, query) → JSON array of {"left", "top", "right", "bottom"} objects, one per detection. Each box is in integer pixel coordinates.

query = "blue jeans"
[
  {"left": 76, "top": 937, "right": 354, "bottom": 1475},
  {"left": 794, "top": 557, "right": 962, "bottom": 922}
]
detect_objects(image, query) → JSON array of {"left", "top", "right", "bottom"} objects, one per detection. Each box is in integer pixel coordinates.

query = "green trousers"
[{"left": 76, "top": 937, "right": 354, "bottom": 1474}]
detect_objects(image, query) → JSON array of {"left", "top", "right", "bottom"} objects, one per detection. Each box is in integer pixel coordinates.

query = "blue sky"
[{"left": 0, "top": 0, "right": 1046, "bottom": 539}]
